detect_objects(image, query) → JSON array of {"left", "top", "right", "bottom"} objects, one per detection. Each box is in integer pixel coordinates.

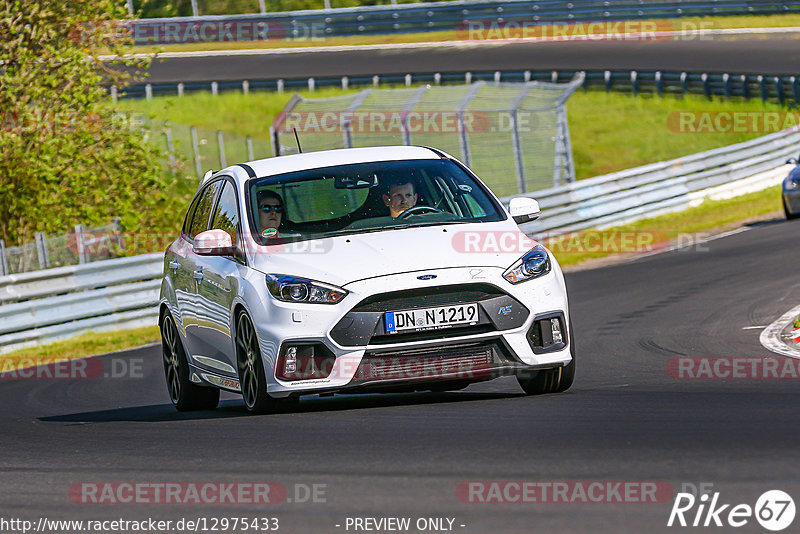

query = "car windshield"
[{"left": 247, "top": 159, "right": 505, "bottom": 244}]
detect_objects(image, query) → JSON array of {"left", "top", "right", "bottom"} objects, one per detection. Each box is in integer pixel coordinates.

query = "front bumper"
[{"left": 246, "top": 265, "right": 572, "bottom": 398}]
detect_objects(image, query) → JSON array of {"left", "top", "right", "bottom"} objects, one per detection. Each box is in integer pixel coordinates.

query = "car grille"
[
  {"left": 353, "top": 340, "right": 515, "bottom": 383},
  {"left": 351, "top": 283, "right": 505, "bottom": 313}
]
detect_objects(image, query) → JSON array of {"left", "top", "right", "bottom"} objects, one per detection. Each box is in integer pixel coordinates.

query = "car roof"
[{"left": 234, "top": 146, "right": 444, "bottom": 181}]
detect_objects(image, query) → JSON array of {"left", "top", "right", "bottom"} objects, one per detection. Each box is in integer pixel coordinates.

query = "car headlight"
[
  {"left": 266, "top": 274, "right": 348, "bottom": 304},
  {"left": 503, "top": 245, "right": 551, "bottom": 284}
]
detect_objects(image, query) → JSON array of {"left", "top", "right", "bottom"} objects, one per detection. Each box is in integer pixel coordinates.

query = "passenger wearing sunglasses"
[{"left": 257, "top": 190, "right": 285, "bottom": 238}]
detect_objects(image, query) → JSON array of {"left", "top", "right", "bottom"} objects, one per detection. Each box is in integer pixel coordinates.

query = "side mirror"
[
  {"left": 193, "top": 229, "right": 236, "bottom": 256},
  {"left": 787, "top": 157, "right": 799, "bottom": 165},
  {"left": 509, "top": 197, "right": 541, "bottom": 224}
]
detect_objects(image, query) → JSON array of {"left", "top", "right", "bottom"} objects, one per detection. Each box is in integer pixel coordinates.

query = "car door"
[
  {"left": 179, "top": 180, "right": 223, "bottom": 353},
  {"left": 189, "top": 179, "right": 243, "bottom": 375}
]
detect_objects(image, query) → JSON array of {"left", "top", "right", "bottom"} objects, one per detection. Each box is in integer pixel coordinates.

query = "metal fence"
[
  {"left": 120, "top": 69, "right": 800, "bottom": 108},
  {"left": 129, "top": 0, "right": 799, "bottom": 40},
  {"left": 0, "top": 221, "right": 124, "bottom": 276},
  {"left": 269, "top": 77, "right": 582, "bottom": 194}
]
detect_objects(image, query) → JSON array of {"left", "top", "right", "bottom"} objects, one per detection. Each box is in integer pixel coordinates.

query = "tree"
[{"left": 0, "top": 0, "right": 184, "bottom": 247}]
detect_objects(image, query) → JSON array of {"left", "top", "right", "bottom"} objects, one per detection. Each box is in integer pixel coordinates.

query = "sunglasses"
[{"left": 259, "top": 205, "right": 284, "bottom": 214}]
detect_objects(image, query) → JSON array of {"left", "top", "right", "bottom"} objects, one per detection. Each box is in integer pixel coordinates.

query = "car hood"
[{"left": 246, "top": 220, "right": 538, "bottom": 287}]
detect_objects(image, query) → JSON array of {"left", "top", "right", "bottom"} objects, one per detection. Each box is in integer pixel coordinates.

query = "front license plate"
[{"left": 385, "top": 303, "right": 479, "bottom": 333}]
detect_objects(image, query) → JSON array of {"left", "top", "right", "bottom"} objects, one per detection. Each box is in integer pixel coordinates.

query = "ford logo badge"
[{"left": 417, "top": 274, "right": 437, "bottom": 280}]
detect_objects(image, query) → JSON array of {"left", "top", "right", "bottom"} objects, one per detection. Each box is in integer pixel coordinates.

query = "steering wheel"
[{"left": 398, "top": 205, "right": 442, "bottom": 219}]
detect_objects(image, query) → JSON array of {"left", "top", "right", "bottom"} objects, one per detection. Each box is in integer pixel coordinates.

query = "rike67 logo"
[{"left": 668, "top": 489, "right": 795, "bottom": 531}]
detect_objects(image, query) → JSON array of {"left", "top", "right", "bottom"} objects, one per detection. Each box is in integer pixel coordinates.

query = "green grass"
[
  {"left": 0, "top": 326, "right": 160, "bottom": 372},
  {"left": 116, "top": 89, "right": 785, "bottom": 180},
  {"left": 550, "top": 185, "right": 783, "bottom": 267},
  {"left": 130, "top": 13, "right": 800, "bottom": 53}
]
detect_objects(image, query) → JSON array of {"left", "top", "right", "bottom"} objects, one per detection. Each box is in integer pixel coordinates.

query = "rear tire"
[
  {"left": 516, "top": 320, "right": 576, "bottom": 395},
  {"left": 160, "top": 312, "right": 220, "bottom": 411}
]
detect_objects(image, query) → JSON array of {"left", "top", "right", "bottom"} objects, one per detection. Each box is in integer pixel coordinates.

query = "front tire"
[
  {"left": 516, "top": 320, "right": 576, "bottom": 395},
  {"left": 160, "top": 312, "right": 220, "bottom": 411},
  {"left": 785, "top": 198, "right": 799, "bottom": 220},
  {"left": 235, "top": 310, "right": 297, "bottom": 414}
]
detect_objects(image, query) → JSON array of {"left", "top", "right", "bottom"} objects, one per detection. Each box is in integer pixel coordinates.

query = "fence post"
[
  {"left": 604, "top": 70, "right": 611, "bottom": 92},
  {"left": 0, "top": 240, "right": 7, "bottom": 276},
  {"left": 75, "top": 224, "right": 87, "bottom": 264},
  {"left": 510, "top": 110, "right": 525, "bottom": 194},
  {"left": 242, "top": 80, "right": 249, "bottom": 94},
  {"left": 145, "top": 83, "right": 152, "bottom": 100},
  {"left": 405, "top": 74, "right": 412, "bottom": 87},
  {"left": 702, "top": 73, "right": 710, "bottom": 99},
  {"left": 341, "top": 76, "right": 349, "bottom": 90},
  {"left": 270, "top": 125, "right": 281, "bottom": 157},
  {"left": 434, "top": 73, "right": 441, "bottom": 85},
  {"left": 758, "top": 75, "right": 767, "bottom": 102},
  {"left": 524, "top": 70, "right": 531, "bottom": 83},
  {"left": 35, "top": 232, "right": 49, "bottom": 270},
  {"left": 191, "top": 126, "right": 203, "bottom": 179},
  {"left": 177, "top": 82, "right": 184, "bottom": 97},
  {"left": 792, "top": 76, "right": 799, "bottom": 107},
  {"left": 247, "top": 136, "right": 255, "bottom": 161},
  {"left": 217, "top": 130, "right": 227, "bottom": 168},
  {"left": 723, "top": 73, "right": 731, "bottom": 98},
  {"left": 655, "top": 71, "right": 663, "bottom": 96},
  {"left": 110, "top": 85, "right": 118, "bottom": 103},
  {"left": 465, "top": 72, "right": 472, "bottom": 84},
  {"left": 277, "top": 79, "right": 284, "bottom": 93},
  {"left": 775, "top": 76, "right": 784, "bottom": 106},
  {"left": 631, "top": 70, "right": 639, "bottom": 96},
  {"left": 211, "top": 81, "right": 218, "bottom": 96},
  {"left": 680, "top": 72, "right": 688, "bottom": 98},
  {"left": 741, "top": 74, "right": 749, "bottom": 100},
  {"left": 164, "top": 121, "right": 176, "bottom": 172},
  {"left": 190, "top": 0, "right": 199, "bottom": 17},
  {"left": 373, "top": 75, "right": 380, "bottom": 88},
  {"left": 259, "top": 0, "right": 266, "bottom": 14},
  {"left": 308, "top": 77, "right": 315, "bottom": 91},
  {"left": 494, "top": 71, "right": 501, "bottom": 83}
]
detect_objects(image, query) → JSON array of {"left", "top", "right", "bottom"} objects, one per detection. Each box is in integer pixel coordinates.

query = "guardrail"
[
  {"left": 510, "top": 128, "right": 800, "bottom": 235},
  {"left": 120, "top": 69, "right": 800, "bottom": 107},
  {"left": 0, "top": 254, "right": 163, "bottom": 354},
  {"left": 131, "top": 0, "right": 799, "bottom": 41},
  {"left": 1, "top": 128, "right": 798, "bottom": 354}
]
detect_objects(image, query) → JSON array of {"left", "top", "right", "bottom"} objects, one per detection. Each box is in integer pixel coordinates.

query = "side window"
[
  {"left": 187, "top": 181, "right": 222, "bottom": 240},
  {"left": 211, "top": 181, "right": 240, "bottom": 246},
  {"left": 182, "top": 194, "right": 202, "bottom": 235}
]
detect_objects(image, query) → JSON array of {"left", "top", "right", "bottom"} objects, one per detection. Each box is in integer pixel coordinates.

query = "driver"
[{"left": 382, "top": 180, "right": 418, "bottom": 218}]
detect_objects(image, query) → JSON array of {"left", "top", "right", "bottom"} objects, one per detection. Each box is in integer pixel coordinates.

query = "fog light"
[
  {"left": 276, "top": 343, "right": 335, "bottom": 381},
  {"left": 551, "top": 318, "right": 563, "bottom": 344},
  {"left": 284, "top": 346, "right": 297, "bottom": 374}
]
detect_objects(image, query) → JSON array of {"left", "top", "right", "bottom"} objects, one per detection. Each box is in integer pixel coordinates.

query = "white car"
[{"left": 159, "top": 146, "right": 574, "bottom": 413}]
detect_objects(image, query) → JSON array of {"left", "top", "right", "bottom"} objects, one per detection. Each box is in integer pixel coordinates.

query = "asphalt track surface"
[
  {"left": 2, "top": 216, "right": 800, "bottom": 533},
  {"left": 144, "top": 33, "right": 800, "bottom": 84}
]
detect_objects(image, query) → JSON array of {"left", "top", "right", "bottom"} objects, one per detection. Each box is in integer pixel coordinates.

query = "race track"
[
  {"left": 144, "top": 32, "right": 800, "bottom": 83},
  {"left": 2, "top": 216, "right": 799, "bottom": 533}
]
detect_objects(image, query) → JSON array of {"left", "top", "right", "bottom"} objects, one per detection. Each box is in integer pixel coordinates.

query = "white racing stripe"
[
  {"left": 99, "top": 26, "right": 800, "bottom": 61},
  {"left": 759, "top": 304, "right": 800, "bottom": 359}
]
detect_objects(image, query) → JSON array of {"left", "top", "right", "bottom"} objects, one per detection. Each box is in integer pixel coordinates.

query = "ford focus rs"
[{"left": 159, "top": 146, "right": 574, "bottom": 413}]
